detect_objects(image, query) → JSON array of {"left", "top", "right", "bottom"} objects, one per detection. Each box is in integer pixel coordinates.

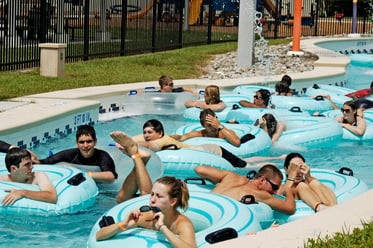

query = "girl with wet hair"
[
  {"left": 184, "top": 85, "right": 226, "bottom": 111},
  {"left": 256, "top": 113, "right": 286, "bottom": 143},
  {"left": 239, "top": 89, "right": 272, "bottom": 108},
  {"left": 334, "top": 100, "right": 366, "bottom": 136},
  {"left": 96, "top": 176, "right": 196, "bottom": 247},
  {"left": 279, "top": 153, "right": 337, "bottom": 212}
]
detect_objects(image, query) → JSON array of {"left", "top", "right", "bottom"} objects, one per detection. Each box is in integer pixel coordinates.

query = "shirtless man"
[
  {"left": 194, "top": 164, "right": 296, "bottom": 215},
  {"left": 0, "top": 148, "right": 57, "bottom": 206}
]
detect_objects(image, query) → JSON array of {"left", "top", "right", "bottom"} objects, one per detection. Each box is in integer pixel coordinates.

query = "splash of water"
[{"left": 254, "top": 11, "right": 273, "bottom": 84}]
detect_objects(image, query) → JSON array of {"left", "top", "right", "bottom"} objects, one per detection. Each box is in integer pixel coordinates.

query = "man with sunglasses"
[
  {"left": 36, "top": 125, "right": 117, "bottom": 183},
  {"left": 194, "top": 164, "right": 297, "bottom": 215},
  {"left": 158, "top": 75, "right": 200, "bottom": 98}
]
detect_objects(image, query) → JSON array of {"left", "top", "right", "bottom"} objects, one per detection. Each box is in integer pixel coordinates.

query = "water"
[{"left": 2, "top": 58, "right": 373, "bottom": 248}]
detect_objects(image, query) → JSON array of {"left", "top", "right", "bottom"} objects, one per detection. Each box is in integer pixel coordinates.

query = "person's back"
[
  {"left": 210, "top": 171, "right": 254, "bottom": 200},
  {"left": 195, "top": 164, "right": 296, "bottom": 214}
]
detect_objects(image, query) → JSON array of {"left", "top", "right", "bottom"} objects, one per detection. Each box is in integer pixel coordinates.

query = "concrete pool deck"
[{"left": 1, "top": 36, "right": 373, "bottom": 247}]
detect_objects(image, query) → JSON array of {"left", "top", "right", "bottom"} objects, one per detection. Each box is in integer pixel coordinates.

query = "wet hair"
[
  {"left": 283, "top": 152, "right": 305, "bottom": 169},
  {"left": 159, "top": 75, "right": 173, "bottom": 88},
  {"left": 199, "top": 108, "right": 216, "bottom": 127},
  {"left": 204, "top": 85, "right": 222, "bottom": 105},
  {"left": 5, "top": 148, "right": 31, "bottom": 172},
  {"left": 76, "top": 125, "right": 96, "bottom": 141},
  {"left": 261, "top": 113, "right": 278, "bottom": 138},
  {"left": 156, "top": 176, "right": 189, "bottom": 211},
  {"left": 143, "top": 119, "right": 165, "bottom": 137},
  {"left": 254, "top": 164, "right": 283, "bottom": 181},
  {"left": 257, "top": 89, "right": 271, "bottom": 107},
  {"left": 275, "top": 81, "right": 291, "bottom": 95},
  {"left": 370, "top": 81, "right": 373, "bottom": 88},
  {"left": 281, "top": 75, "right": 292, "bottom": 86}
]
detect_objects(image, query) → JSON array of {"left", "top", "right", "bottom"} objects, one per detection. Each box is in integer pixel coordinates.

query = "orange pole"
[{"left": 292, "top": 0, "right": 302, "bottom": 52}]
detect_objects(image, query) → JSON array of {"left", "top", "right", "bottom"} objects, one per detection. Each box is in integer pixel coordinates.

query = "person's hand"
[
  {"left": 288, "top": 162, "right": 299, "bottom": 178},
  {"left": 258, "top": 117, "right": 266, "bottom": 128},
  {"left": 299, "top": 163, "right": 311, "bottom": 178},
  {"left": 154, "top": 211, "right": 166, "bottom": 231},
  {"left": 205, "top": 114, "right": 220, "bottom": 129},
  {"left": 122, "top": 209, "right": 142, "bottom": 228},
  {"left": 2, "top": 189, "right": 25, "bottom": 206},
  {"left": 192, "top": 91, "right": 201, "bottom": 99}
]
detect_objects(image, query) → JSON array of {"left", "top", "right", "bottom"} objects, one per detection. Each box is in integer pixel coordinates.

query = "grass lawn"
[{"left": 0, "top": 38, "right": 292, "bottom": 100}]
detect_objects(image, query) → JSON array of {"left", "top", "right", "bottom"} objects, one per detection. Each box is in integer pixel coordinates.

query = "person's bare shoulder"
[{"left": 0, "top": 174, "right": 10, "bottom": 182}]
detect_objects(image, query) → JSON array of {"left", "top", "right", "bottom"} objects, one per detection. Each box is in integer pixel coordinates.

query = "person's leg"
[
  {"left": 110, "top": 131, "right": 152, "bottom": 203},
  {"left": 296, "top": 182, "right": 326, "bottom": 211},
  {"left": 308, "top": 179, "right": 337, "bottom": 206},
  {"left": 220, "top": 147, "right": 247, "bottom": 168}
]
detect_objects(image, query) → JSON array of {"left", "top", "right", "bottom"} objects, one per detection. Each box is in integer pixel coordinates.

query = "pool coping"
[
  {"left": 1, "top": 36, "right": 372, "bottom": 246},
  {"left": 208, "top": 188, "right": 373, "bottom": 248}
]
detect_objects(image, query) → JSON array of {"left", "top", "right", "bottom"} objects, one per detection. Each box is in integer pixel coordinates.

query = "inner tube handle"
[
  {"left": 184, "top": 177, "right": 207, "bottom": 185},
  {"left": 337, "top": 167, "right": 354, "bottom": 176}
]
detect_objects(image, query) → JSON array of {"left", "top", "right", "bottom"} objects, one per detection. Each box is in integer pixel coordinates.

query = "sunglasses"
[
  {"left": 139, "top": 205, "right": 161, "bottom": 213},
  {"left": 78, "top": 139, "right": 94, "bottom": 144},
  {"left": 265, "top": 177, "right": 280, "bottom": 191},
  {"left": 340, "top": 108, "right": 351, "bottom": 113},
  {"left": 139, "top": 205, "right": 161, "bottom": 221},
  {"left": 165, "top": 83, "right": 174, "bottom": 87},
  {"left": 254, "top": 95, "right": 262, "bottom": 100}
]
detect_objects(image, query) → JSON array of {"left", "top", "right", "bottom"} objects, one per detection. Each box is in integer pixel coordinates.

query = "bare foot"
[
  {"left": 110, "top": 131, "right": 138, "bottom": 155},
  {"left": 111, "top": 131, "right": 151, "bottom": 159}
]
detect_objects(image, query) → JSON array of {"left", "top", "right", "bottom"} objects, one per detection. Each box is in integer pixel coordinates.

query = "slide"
[
  {"left": 189, "top": 0, "right": 203, "bottom": 25},
  {"left": 262, "top": 0, "right": 276, "bottom": 19},
  {"left": 127, "top": 0, "right": 157, "bottom": 20}
]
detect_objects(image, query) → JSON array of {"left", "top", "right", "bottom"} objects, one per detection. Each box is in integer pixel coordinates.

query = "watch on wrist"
[{"left": 218, "top": 124, "right": 224, "bottom": 131}]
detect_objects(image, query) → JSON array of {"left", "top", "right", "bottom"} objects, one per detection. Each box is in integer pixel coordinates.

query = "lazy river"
[{"left": 1, "top": 42, "right": 373, "bottom": 247}]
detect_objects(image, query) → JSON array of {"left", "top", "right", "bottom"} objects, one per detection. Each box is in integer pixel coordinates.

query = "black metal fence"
[{"left": 0, "top": 0, "right": 372, "bottom": 71}]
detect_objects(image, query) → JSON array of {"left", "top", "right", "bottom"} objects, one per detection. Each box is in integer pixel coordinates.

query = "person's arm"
[
  {"left": 184, "top": 100, "right": 200, "bottom": 108},
  {"left": 255, "top": 188, "right": 296, "bottom": 215},
  {"left": 315, "top": 95, "right": 339, "bottom": 110},
  {"left": 194, "top": 165, "right": 230, "bottom": 184},
  {"left": 199, "top": 101, "right": 226, "bottom": 112},
  {"left": 271, "top": 121, "right": 286, "bottom": 143},
  {"left": 88, "top": 171, "right": 116, "bottom": 183},
  {"left": 96, "top": 209, "right": 143, "bottom": 241},
  {"left": 182, "top": 87, "right": 200, "bottom": 99},
  {"left": 2, "top": 171, "right": 57, "bottom": 206},
  {"left": 0, "top": 140, "right": 12, "bottom": 153},
  {"left": 205, "top": 114, "right": 241, "bottom": 146},
  {"left": 184, "top": 100, "right": 226, "bottom": 112},
  {"left": 170, "top": 131, "right": 201, "bottom": 141},
  {"left": 342, "top": 117, "right": 367, "bottom": 136},
  {"left": 239, "top": 100, "right": 261, "bottom": 108},
  {"left": 158, "top": 216, "right": 196, "bottom": 248},
  {"left": 96, "top": 221, "right": 127, "bottom": 241},
  {"left": 37, "top": 149, "right": 73, "bottom": 164},
  {"left": 92, "top": 150, "right": 117, "bottom": 183}
]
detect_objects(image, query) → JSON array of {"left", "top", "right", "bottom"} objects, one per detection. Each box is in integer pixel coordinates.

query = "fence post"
[{"left": 39, "top": 43, "right": 67, "bottom": 77}]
